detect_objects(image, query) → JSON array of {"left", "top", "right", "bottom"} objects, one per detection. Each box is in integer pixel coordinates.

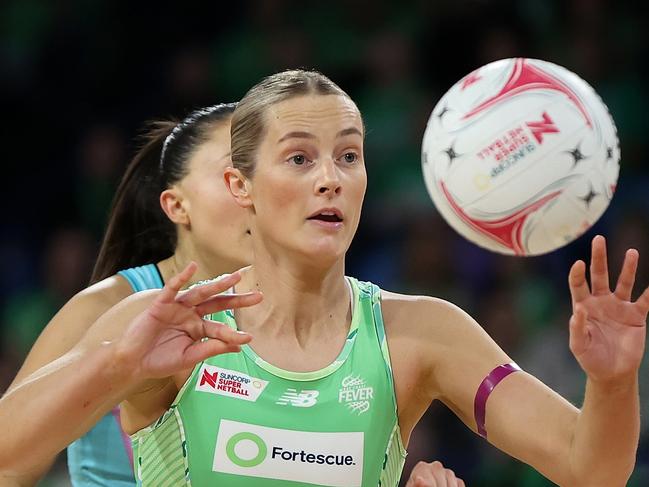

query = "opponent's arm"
[
  {"left": 410, "top": 236, "right": 647, "bottom": 486},
  {"left": 0, "top": 265, "right": 261, "bottom": 476}
]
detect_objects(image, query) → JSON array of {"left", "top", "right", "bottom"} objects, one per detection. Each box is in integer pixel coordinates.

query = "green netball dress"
[{"left": 131, "top": 277, "right": 406, "bottom": 486}]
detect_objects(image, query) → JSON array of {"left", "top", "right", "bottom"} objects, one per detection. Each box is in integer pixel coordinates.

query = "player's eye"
[
  {"left": 289, "top": 154, "right": 307, "bottom": 165},
  {"left": 342, "top": 152, "right": 358, "bottom": 164}
]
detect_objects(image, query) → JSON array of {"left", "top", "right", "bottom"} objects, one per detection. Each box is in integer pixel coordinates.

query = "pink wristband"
[{"left": 474, "top": 362, "right": 521, "bottom": 439}]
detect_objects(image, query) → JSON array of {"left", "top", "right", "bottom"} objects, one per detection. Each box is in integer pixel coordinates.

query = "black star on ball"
[
  {"left": 606, "top": 147, "right": 614, "bottom": 161},
  {"left": 443, "top": 145, "right": 459, "bottom": 162},
  {"left": 580, "top": 185, "right": 599, "bottom": 207},
  {"left": 436, "top": 105, "right": 450, "bottom": 120},
  {"left": 567, "top": 146, "right": 587, "bottom": 167}
]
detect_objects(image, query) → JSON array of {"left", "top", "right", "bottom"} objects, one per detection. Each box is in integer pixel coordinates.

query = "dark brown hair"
[{"left": 90, "top": 103, "right": 237, "bottom": 283}]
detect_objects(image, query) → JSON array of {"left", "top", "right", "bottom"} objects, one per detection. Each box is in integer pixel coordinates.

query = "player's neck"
[{"left": 234, "top": 257, "right": 350, "bottom": 343}]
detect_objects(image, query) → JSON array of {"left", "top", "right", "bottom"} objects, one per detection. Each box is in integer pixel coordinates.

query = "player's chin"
[{"left": 303, "top": 238, "right": 349, "bottom": 263}]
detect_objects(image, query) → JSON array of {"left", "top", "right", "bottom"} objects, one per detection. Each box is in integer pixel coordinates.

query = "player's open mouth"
[
  {"left": 307, "top": 208, "right": 344, "bottom": 227},
  {"left": 307, "top": 208, "right": 343, "bottom": 223},
  {"left": 309, "top": 213, "right": 343, "bottom": 223}
]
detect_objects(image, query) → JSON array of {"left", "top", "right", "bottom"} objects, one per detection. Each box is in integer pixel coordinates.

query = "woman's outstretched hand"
[
  {"left": 568, "top": 235, "right": 649, "bottom": 384},
  {"left": 113, "top": 263, "right": 262, "bottom": 381}
]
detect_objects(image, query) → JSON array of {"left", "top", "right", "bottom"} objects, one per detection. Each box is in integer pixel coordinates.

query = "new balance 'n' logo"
[{"left": 276, "top": 389, "right": 319, "bottom": 408}]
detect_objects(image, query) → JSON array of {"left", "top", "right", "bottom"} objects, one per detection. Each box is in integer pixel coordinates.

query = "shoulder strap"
[
  {"left": 346, "top": 278, "right": 396, "bottom": 392},
  {"left": 118, "top": 264, "right": 164, "bottom": 292},
  {"left": 369, "top": 283, "right": 397, "bottom": 404}
]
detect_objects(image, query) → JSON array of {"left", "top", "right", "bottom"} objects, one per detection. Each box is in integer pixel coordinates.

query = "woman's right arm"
[
  {"left": 0, "top": 266, "right": 261, "bottom": 478},
  {"left": 0, "top": 277, "right": 133, "bottom": 485},
  {"left": 7, "top": 277, "right": 134, "bottom": 388},
  {"left": 0, "top": 320, "right": 138, "bottom": 477}
]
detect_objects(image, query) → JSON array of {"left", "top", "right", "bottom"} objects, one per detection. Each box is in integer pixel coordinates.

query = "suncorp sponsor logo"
[
  {"left": 475, "top": 112, "right": 560, "bottom": 179},
  {"left": 195, "top": 364, "right": 268, "bottom": 402},
  {"left": 214, "top": 420, "right": 363, "bottom": 486}
]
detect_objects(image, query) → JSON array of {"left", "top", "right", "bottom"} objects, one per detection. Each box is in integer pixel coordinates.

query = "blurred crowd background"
[{"left": 1, "top": 0, "right": 648, "bottom": 485}]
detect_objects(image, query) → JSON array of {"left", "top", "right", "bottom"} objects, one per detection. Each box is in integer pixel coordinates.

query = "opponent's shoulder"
[
  {"left": 69, "top": 274, "right": 135, "bottom": 316},
  {"left": 36, "top": 274, "right": 135, "bottom": 348},
  {"left": 8, "top": 275, "right": 136, "bottom": 386}
]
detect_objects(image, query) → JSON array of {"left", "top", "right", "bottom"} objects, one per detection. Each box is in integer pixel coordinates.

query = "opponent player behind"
[{"left": 0, "top": 103, "right": 253, "bottom": 486}]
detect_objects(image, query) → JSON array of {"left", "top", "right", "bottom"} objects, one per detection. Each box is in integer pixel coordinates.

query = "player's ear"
[
  {"left": 224, "top": 167, "right": 253, "bottom": 208},
  {"left": 160, "top": 186, "right": 190, "bottom": 224}
]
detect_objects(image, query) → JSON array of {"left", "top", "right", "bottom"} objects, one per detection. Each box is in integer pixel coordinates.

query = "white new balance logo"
[{"left": 276, "top": 389, "right": 319, "bottom": 408}]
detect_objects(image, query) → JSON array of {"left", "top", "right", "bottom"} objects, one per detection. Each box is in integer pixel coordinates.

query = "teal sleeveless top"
[
  {"left": 132, "top": 277, "right": 407, "bottom": 486},
  {"left": 67, "top": 264, "right": 163, "bottom": 486}
]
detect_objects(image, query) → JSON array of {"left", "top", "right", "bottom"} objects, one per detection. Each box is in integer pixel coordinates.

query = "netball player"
[
  {"left": 128, "top": 70, "right": 645, "bottom": 485},
  {"left": 0, "top": 100, "right": 460, "bottom": 487}
]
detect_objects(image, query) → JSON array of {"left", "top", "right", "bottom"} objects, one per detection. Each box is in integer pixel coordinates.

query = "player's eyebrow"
[
  {"left": 277, "top": 128, "right": 362, "bottom": 143},
  {"left": 337, "top": 127, "right": 363, "bottom": 138},
  {"left": 277, "top": 131, "right": 316, "bottom": 143}
]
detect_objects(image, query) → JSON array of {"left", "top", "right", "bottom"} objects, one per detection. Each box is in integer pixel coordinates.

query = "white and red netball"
[{"left": 421, "top": 58, "right": 620, "bottom": 256}]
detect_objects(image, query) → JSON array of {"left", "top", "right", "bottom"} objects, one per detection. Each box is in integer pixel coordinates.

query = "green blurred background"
[{"left": 1, "top": 0, "right": 648, "bottom": 485}]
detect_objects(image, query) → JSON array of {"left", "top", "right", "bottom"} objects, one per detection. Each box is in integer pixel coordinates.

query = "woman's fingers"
[
  {"left": 182, "top": 318, "right": 255, "bottom": 366},
  {"left": 412, "top": 477, "right": 431, "bottom": 487},
  {"left": 406, "top": 461, "right": 464, "bottom": 487},
  {"left": 590, "top": 235, "right": 610, "bottom": 295},
  {"left": 176, "top": 272, "right": 243, "bottom": 307},
  {"left": 202, "top": 319, "right": 252, "bottom": 345},
  {"left": 614, "top": 248, "right": 639, "bottom": 301},
  {"left": 177, "top": 319, "right": 251, "bottom": 367},
  {"left": 445, "top": 469, "right": 458, "bottom": 486},
  {"left": 158, "top": 262, "right": 198, "bottom": 303},
  {"left": 568, "top": 259, "right": 590, "bottom": 304},
  {"left": 195, "top": 291, "right": 263, "bottom": 317},
  {"left": 636, "top": 286, "right": 649, "bottom": 317},
  {"left": 177, "top": 315, "right": 251, "bottom": 345},
  {"left": 569, "top": 304, "right": 589, "bottom": 357},
  {"left": 406, "top": 462, "right": 430, "bottom": 487},
  {"left": 182, "top": 340, "right": 242, "bottom": 367},
  {"left": 407, "top": 462, "right": 464, "bottom": 486}
]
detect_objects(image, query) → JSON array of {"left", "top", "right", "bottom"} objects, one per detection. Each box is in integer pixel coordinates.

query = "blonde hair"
[{"left": 231, "top": 70, "right": 356, "bottom": 177}]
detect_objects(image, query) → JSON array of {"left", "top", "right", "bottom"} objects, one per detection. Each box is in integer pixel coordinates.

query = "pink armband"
[{"left": 474, "top": 362, "right": 521, "bottom": 439}]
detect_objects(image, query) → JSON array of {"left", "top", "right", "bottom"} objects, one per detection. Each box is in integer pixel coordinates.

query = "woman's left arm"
[
  {"left": 408, "top": 236, "right": 648, "bottom": 487},
  {"left": 560, "top": 235, "right": 647, "bottom": 485}
]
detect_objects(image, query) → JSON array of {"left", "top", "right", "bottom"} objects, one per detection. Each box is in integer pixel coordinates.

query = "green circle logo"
[{"left": 226, "top": 432, "right": 267, "bottom": 467}]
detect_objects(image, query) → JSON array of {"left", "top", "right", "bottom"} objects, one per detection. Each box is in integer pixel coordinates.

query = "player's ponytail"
[
  {"left": 90, "top": 120, "right": 177, "bottom": 283},
  {"left": 90, "top": 103, "right": 237, "bottom": 283}
]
